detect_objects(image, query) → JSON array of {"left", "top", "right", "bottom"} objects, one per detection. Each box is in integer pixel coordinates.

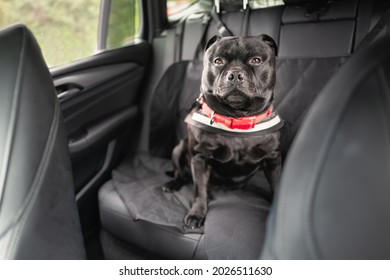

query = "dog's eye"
[
  {"left": 214, "top": 58, "right": 224, "bottom": 65},
  {"left": 250, "top": 57, "right": 262, "bottom": 65}
]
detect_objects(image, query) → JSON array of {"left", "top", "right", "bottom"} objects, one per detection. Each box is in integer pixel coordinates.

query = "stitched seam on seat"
[
  {"left": 0, "top": 28, "right": 27, "bottom": 213},
  {"left": 6, "top": 100, "right": 60, "bottom": 259},
  {"left": 101, "top": 189, "right": 202, "bottom": 241},
  {"left": 101, "top": 205, "right": 202, "bottom": 242},
  {"left": 190, "top": 234, "right": 205, "bottom": 259}
]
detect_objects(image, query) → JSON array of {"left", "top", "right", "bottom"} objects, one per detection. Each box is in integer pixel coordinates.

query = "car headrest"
[{"left": 282, "top": 0, "right": 358, "bottom": 24}]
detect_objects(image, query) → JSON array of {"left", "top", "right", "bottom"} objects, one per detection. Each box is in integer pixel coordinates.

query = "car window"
[
  {"left": 105, "top": 0, "right": 143, "bottom": 50},
  {"left": 250, "top": 0, "right": 284, "bottom": 8},
  {"left": 167, "top": 0, "right": 198, "bottom": 18},
  {"left": 166, "top": 0, "right": 284, "bottom": 22},
  {"left": 0, "top": 0, "right": 142, "bottom": 67}
]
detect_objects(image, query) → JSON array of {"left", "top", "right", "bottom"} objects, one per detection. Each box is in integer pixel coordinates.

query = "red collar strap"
[{"left": 200, "top": 98, "right": 273, "bottom": 130}]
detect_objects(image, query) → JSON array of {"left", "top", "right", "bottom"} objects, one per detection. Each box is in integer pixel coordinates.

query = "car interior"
[{"left": 1, "top": 0, "right": 390, "bottom": 259}]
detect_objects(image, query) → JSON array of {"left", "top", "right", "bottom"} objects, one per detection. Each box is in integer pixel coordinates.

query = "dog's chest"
[{"left": 189, "top": 126, "right": 280, "bottom": 166}]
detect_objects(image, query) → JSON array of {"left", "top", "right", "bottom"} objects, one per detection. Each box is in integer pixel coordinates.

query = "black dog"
[{"left": 163, "top": 35, "right": 283, "bottom": 229}]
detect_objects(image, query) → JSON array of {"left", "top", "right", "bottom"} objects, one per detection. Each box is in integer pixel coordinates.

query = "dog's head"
[{"left": 201, "top": 35, "right": 278, "bottom": 117}]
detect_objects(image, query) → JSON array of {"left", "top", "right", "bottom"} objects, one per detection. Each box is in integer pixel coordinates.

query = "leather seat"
[
  {"left": 262, "top": 31, "right": 390, "bottom": 259},
  {"left": 0, "top": 25, "right": 85, "bottom": 259}
]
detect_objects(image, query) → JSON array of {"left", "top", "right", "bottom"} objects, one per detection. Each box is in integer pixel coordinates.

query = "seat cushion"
[{"left": 99, "top": 154, "right": 271, "bottom": 259}]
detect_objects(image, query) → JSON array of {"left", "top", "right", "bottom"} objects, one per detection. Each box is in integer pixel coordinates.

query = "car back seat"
[{"left": 98, "top": 0, "right": 390, "bottom": 259}]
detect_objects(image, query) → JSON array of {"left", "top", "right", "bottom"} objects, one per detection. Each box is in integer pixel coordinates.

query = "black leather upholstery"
[
  {"left": 262, "top": 31, "right": 390, "bottom": 260},
  {"left": 282, "top": 0, "right": 357, "bottom": 23},
  {"left": 0, "top": 25, "right": 85, "bottom": 259},
  {"left": 279, "top": 0, "right": 358, "bottom": 57}
]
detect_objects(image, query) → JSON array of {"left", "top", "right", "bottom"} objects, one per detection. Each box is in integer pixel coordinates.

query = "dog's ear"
[
  {"left": 205, "top": 35, "right": 221, "bottom": 51},
  {"left": 258, "top": 34, "right": 278, "bottom": 56}
]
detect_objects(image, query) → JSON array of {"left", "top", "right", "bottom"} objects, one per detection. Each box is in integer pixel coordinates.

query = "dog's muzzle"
[{"left": 226, "top": 69, "right": 247, "bottom": 85}]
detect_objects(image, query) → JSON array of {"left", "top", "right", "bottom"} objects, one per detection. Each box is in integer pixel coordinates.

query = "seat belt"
[
  {"left": 211, "top": 5, "right": 233, "bottom": 37},
  {"left": 174, "top": 15, "right": 187, "bottom": 62},
  {"left": 240, "top": 1, "right": 251, "bottom": 36},
  {"left": 179, "top": 0, "right": 251, "bottom": 62},
  {"left": 176, "top": 12, "right": 211, "bottom": 61},
  {"left": 179, "top": 0, "right": 252, "bottom": 62},
  {"left": 356, "top": 8, "right": 390, "bottom": 51},
  {"left": 211, "top": 0, "right": 250, "bottom": 37}
]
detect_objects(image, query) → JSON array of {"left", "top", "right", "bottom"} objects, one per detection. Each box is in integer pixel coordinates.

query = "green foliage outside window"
[
  {"left": 0, "top": 0, "right": 142, "bottom": 67},
  {"left": 0, "top": 0, "right": 100, "bottom": 67},
  {"left": 107, "top": 0, "right": 141, "bottom": 49}
]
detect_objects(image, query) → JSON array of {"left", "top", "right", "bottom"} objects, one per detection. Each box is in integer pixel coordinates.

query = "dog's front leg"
[
  {"left": 184, "top": 153, "right": 211, "bottom": 229},
  {"left": 262, "top": 153, "right": 282, "bottom": 194},
  {"left": 163, "top": 138, "right": 190, "bottom": 192}
]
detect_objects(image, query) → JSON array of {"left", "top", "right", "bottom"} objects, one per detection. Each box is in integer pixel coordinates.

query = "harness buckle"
[
  {"left": 196, "top": 94, "right": 203, "bottom": 105},
  {"left": 210, "top": 111, "right": 215, "bottom": 125}
]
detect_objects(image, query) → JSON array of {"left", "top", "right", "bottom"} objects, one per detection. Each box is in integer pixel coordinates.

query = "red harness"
[{"left": 200, "top": 99, "right": 273, "bottom": 130}]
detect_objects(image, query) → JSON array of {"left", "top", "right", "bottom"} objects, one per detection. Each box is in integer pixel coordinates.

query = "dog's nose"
[{"left": 226, "top": 70, "right": 245, "bottom": 84}]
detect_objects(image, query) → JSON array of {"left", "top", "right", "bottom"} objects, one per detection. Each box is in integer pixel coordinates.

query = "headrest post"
[
  {"left": 215, "top": 0, "right": 220, "bottom": 13},
  {"left": 243, "top": 0, "right": 248, "bottom": 10}
]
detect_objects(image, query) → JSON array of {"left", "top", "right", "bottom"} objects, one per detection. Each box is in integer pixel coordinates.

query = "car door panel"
[
  {"left": 50, "top": 42, "right": 150, "bottom": 245},
  {"left": 67, "top": 106, "right": 138, "bottom": 158},
  {"left": 58, "top": 62, "right": 142, "bottom": 147},
  {"left": 51, "top": 42, "right": 149, "bottom": 191}
]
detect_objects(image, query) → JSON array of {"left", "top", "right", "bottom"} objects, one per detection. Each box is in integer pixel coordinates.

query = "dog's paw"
[
  {"left": 184, "top": 201, "right": 207, "bottom": 229},
  {"left": 162, "top": 184, "right": 173, "bottom": 193},
  {"left": 184, "top": 215, "right": 205, "bottom": 229},
  {"left": 162, "top": 179, "right": 182, "bottom": 193}
]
